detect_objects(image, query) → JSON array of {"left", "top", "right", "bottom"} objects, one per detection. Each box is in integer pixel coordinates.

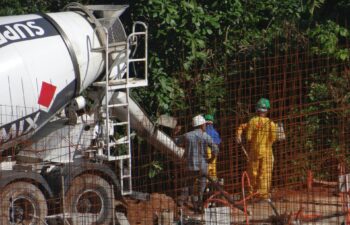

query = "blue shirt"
[
  {"left": 175, "top": 129, "right": 219, "bottom": 172},
  {"left": 206, "top": 124, "right": 221, "bottom": 145}
]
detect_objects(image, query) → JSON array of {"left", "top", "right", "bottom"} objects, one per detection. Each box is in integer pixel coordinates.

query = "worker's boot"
[{"left": 191, "top": 195, "right": 204, "bottom": 214}]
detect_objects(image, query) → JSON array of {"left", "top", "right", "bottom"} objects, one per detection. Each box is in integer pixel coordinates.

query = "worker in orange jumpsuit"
[{"left": 236, "top": 98, "right": 277, "bottom": 199}]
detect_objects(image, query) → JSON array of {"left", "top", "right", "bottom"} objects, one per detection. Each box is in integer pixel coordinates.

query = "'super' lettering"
[{"left": 0, "top": 18, "right": 58, "bottom": 48}]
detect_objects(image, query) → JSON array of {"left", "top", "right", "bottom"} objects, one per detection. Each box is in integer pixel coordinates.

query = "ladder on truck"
[
  {"left": 98, "top": 23, "right": 147, "bottom": 196},
  {"left": 68, "top": 4, "right": 148, "bottom": 196}
]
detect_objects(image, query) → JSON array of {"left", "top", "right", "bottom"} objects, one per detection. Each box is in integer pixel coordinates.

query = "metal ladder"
[
  {"left": 103, "top": 22, "right": 147, "bottom": 195},
  {"left": 85, "top": 8, "right": 147, "bottom": 196},
  {"left": 66, "top": 3, "right": 148, "bottom": 195}
]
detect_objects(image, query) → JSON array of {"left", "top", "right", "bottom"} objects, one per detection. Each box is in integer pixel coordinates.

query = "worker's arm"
[
  {"left": 270, "top": 121, "right": 277, "bottom": 143},
  {"left": 204, "top": 132, "right": 219, "bottom": 156},
  {"left": 246, "top": 121, "right": 253, "bottom": 142},
  {"left": 236, "top": 123, "right": 247, "bottom": 143}
]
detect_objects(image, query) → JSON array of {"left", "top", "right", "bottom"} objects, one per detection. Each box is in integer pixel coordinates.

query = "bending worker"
[
  {"left": 175, "top": 115, "right": 219, "bottom": 211},
  {"left": 236, "top": 98, "right": 277, "bottom": 199},
  {"left": 204, "top": 114, "right": 221, "bottom": 181}
]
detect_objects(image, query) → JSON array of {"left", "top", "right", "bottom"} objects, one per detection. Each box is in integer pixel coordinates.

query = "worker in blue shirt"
[
  {"left": 204, "top": 114, "right": 221, "bottom": 181},
  {"left": 175, "top": 115, "right": 219, "bottom": 212}
]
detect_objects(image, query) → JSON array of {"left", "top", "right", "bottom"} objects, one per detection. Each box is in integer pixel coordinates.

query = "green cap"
[{"left": 204, "top": 114, "right": 214, "bottom": 122}]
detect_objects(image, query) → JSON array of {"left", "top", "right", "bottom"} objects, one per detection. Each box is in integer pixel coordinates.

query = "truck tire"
[
  {"left": 64, "top": 174, "right": 114, "bottom": 225},
  {"left": 0, "top": 181, "right": 48, "bottom": 225}
]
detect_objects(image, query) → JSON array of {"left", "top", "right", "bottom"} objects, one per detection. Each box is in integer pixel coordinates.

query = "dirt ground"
[{"left": 124, "top": 186, "right": 349, "bottom": 225}]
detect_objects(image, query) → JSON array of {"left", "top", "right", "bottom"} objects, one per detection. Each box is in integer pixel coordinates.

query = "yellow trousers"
[
  {"left": 207, "top": 147, "right": 217, "bottom": 180},
  {"left": 247, "top": 155, "right": 273, "bottom": 198}
]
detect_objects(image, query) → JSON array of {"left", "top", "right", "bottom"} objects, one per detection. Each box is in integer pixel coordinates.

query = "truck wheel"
[
  {"left": 0, "top": 181, "right": 48, "bottom": 225},
  {"left": 65, "top": 174, "right": 114, "bottom": 225}
]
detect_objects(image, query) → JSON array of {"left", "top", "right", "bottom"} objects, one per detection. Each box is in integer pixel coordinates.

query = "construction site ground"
[{"left": 123, "top": 185, "right": 348, "bottom": 225}]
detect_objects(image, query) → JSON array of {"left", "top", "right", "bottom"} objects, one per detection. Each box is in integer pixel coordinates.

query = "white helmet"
[{"left": 192, "top": 115, "right": 206, "bottom": 127}]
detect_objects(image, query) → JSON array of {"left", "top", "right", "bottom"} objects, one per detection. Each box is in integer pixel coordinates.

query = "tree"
[{"left": 128, "top": 0, "right": 349, "bottom": 116}]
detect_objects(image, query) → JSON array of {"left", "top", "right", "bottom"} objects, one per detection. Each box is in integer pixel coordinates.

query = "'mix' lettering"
[{"left": 0, "top": 111, "right": 40, "bottom": 143}]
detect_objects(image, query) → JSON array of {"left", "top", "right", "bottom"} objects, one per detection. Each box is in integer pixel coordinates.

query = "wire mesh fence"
[{"left": 0, "top": 34, "right": 350, "bottom": 225}]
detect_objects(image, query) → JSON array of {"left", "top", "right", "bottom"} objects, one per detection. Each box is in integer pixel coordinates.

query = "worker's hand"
[
  {"left": 236, "top": 136, "right": 242, "bottom": 144},
  {"left": 173, "top": 125, "right": 182, "bottom": 135}
]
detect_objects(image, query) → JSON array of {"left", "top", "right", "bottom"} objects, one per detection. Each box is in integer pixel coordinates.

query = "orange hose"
[
  {"left": 204, "top": 172, "right": 257, "bottom": 225},
  {"left": 292, "top": 207, "right": 322, "bottom": 222},
  {"left": 236, "top": 192, "right": 259, "bottom": 205},
  {"left": 203, "top": 191, "right": 224, "bottom": 208},
  {"left": 242, "top": 171, "right": 251, "bottom": 225}
]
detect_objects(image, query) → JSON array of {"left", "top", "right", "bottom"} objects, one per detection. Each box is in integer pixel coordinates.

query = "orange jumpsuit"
[{"left": 246, "top": 116, "right": 277, "bottom": 198}]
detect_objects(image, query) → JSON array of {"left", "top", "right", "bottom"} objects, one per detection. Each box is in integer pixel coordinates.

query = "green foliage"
[
  {"left": 132, "top": 53, "right": 185, "bottom": 116},
  {"left": 128, "top": 0, "right": 350, "bottom": 115},
  {"left": 0, "top": 0, "right": 93, "bottom": 15},
  {"left": 305, "top": 0, "right": 325, "bottom": 16},
  {"left": 147, "top": 160, "right": 163, "bottom": 178},
  {"left": 137, "top": 0, "right": 220, "bottom": 68},
  {"left": 308, "top": 83, "right": 330, "bottom": 102},
  {"left": 0, "top": 0, "right": 49, "bottom": 15},
  {"left": 303, "top": 67, "right": 350, "bottom": 157},
  {"left": 308, "top": 21, "right": 350, "bottom": 60},
  {"left": 193, "top": 73, "right": 225, "bottom": 115}
]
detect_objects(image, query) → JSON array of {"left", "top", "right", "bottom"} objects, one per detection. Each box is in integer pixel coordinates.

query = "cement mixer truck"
[{"left": 0, "top": 3, "right": 183, "bottom": 225}]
